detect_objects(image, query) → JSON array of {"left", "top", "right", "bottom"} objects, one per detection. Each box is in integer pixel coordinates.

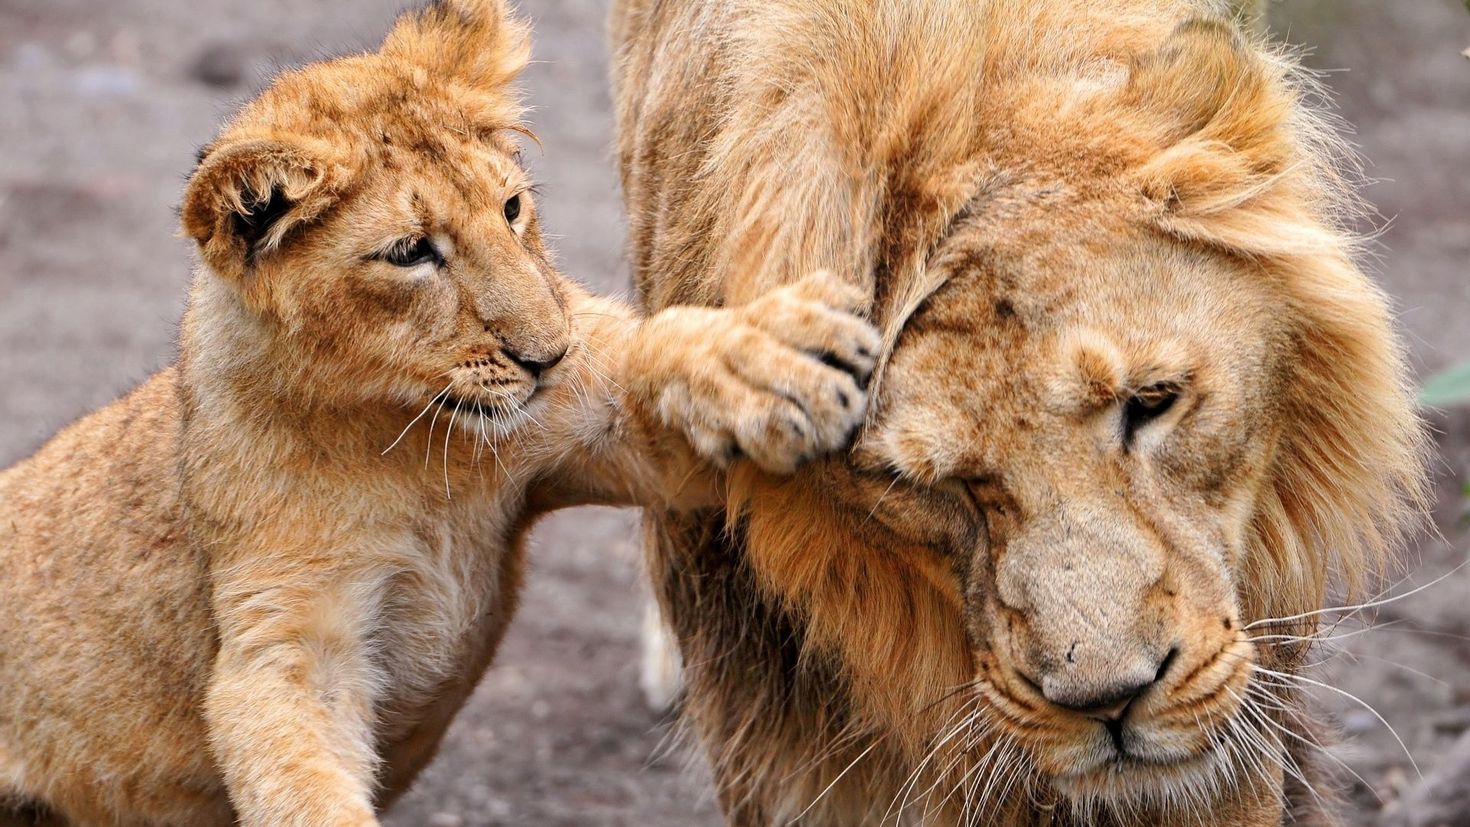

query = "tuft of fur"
[{"left": 613, "top": 0, "right": 1429, "bottom": 823}]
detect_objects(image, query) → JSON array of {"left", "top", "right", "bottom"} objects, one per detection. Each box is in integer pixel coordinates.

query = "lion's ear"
[
  {"left": 1126, "top": 19, "right": 1295, "bottom": 220},
  {"left": 181, "top": 136, "right": 346, "bottom": 283},
  {"left": 381, "top": 0, "right": 531, "bottom": 91}
]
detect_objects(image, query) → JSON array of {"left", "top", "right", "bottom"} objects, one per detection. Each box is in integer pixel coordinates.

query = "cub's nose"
[
  {"left": 505, "top": 346, "right": 568, "bottom": 378},
  {"left": 1038, "top": 648, "right": 1176, "bottom": 722}
]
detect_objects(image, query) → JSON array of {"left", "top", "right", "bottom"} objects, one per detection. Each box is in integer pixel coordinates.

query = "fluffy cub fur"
[{"left": 0, "top": 2, "right": 878, "bottom": 825}]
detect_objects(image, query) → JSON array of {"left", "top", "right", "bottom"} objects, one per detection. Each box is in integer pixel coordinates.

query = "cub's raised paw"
[{"left": 626, "top": 271, "right": 880, "bottom": 474}]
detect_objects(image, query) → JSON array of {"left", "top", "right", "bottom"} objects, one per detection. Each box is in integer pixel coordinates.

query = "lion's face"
[
  {"left": 773, "top": 21, "right": 1426, "bottom": 814},
  {"left": 182, "top": 2, "right": 564, "bottom": 435},
  {"left": 857, "top": 186, "right": 1295, "bottom": 801}
]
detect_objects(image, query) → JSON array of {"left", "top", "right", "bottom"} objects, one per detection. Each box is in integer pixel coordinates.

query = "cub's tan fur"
[
  {"left": 0, "top": 2, "right": 879, "bottom": 825},
  {"left": 613, "top": 0, "right": 1427, "bottom": 823}
]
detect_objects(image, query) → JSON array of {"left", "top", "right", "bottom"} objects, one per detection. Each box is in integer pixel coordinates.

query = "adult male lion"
[{"left": 611, "top": 0, "right": 1428, "bottom": 823}]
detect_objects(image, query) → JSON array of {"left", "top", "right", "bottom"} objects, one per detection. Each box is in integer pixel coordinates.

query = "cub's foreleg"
[
  {"left": 623, "top": 270, "right": 879, "bottom": 474},
  {"left": 535, "top": 270, "right": 879, "bottom": 512},
  {"left": 203, "top": 566, "right": 385, "bottom": 827}
]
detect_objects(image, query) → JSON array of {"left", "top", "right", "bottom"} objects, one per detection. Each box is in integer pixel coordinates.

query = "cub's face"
[
  {"left": 254, "top": 114, "right": 569, "bottom": 435},
  {"left": 854, "top": 190, "right": 1290, "bottom": 803},
  {"left": 182, "top": 2, "right": 566, "bottom": 436}
]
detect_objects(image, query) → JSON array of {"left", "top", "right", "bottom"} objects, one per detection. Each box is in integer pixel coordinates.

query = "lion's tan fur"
[
  {"left": 613, "top": 0, "right": 1428, "bottom": 823},
  {"left": 0, "top": 2, "right": 880, "bottom": 824}
]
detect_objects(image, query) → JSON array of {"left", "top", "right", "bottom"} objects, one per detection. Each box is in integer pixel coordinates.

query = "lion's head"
[
  {"left": 181, "top": 0, "right": 567, "bottom": 436},
  {"left": 692, "top": 11, "right": 1429, "bottom": 821}
]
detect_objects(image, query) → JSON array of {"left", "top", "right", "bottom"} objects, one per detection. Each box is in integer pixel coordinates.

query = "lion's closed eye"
[{"left": 1123, "top": 382, "right": 1182, "bottom": 446}]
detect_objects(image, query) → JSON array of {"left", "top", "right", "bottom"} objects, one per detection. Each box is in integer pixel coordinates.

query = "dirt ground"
[{"left": 0, "top": 1, "right": 1465, "bottom": 825}]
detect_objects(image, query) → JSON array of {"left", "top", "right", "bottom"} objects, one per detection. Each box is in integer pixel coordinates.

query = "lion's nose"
[
  {"left": 1038, "top": 647, "right": 1177, "bottom": 722},
  {"left": 505, "top": 345, "right": 568, "bottom": 378},
  {"left": 1045, "top": 678, "right": 1149, "bottom": 722}
]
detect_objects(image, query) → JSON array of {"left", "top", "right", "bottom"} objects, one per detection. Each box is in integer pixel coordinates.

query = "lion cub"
[{"left": 0, "top": 2, "right": 878, "bottom": 826}]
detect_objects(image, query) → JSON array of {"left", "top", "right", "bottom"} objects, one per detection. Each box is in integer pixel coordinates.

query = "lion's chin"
[{"left": 1050, "top": 748, "right": 1233, "bottom": 809}]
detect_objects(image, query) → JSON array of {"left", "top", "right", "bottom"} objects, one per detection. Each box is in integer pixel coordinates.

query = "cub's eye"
[
  {"left": 503, "top": 193, "right": 522, "bottom": 224},
  {"left": 1123, "top": 383, "right": 1181, "bottom": 445},
  {"left": 379, "top": 237, "right": 441, "bottom": 268}
]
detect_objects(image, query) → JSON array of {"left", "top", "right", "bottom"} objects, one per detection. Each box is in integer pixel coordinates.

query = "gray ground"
[{"left": 0, "top": 1, "right": 1465, "bottom": 825}]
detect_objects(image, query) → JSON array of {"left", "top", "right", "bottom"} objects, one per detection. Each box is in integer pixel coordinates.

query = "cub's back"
[{"left": 0, "top": 370, "right": 228, "bottom": 825}]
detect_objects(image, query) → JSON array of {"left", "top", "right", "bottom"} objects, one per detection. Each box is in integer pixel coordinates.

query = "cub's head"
[
  {"left": 182, "top": 0, "right": 566, "bottom": 434},
  {"left": 796, "top": 20, "right": 1427, "bottom": 813}
]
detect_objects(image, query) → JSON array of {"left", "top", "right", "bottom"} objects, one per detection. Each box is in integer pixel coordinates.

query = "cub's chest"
[{"left": 372, "top": 503, "right": 521, "bottom": 722}]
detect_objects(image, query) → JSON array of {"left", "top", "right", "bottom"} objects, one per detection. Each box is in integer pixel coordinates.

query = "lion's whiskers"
[
  {"left": 863, "top": 474, "right": 902, "bottom": 526},
  {"left": 985, "top": 738, "right": 1030, "bottom": 825},
  {"left": 478, "top": 410, "right": 516, "bottom": 488},
  {"left": 578, "top": 340, "right": 627, "bottom": 393},
  {"left": 1244, "top": 560, "right": 1464, "bottom": 632},
  {"left": 1338, "top": 649, "right": 1450, "bottom": 688},
  {"left": 881, "top": 698, "right": 979, "bottom": 823},
  {"left": 1257, "top": 622, "right": 1452, "bottom": 689},
  {"left": 781, "top": 719, "right": 879, "bottom": 788},
  {"left": 424, "top": 390, "right": 451, "bottom": 469},
  {"left": 382, "top": 381, "right": 453, "bottom": 456},
  {"left": 1224, "top": 685, "right": 1313, "bottom": 806},
  {"left": 1247, "top": 618, "right": 1398, "bottom": 647},
  {"left": 476, "top": 385, "right": 544, "bottom": 432},
  {"left": 442, "top": 402, "right": 459, "bottom": 500},
  {"left": 954, "top": 725, "right": 1018, "bottom": 826},
  {"left": 1250, "top": 665, "right": 1420, "bottom": 779},
  {"left": 381, "top": 373, "right": 540, "bottom": 494},
  {"left": 790, "top": 739, "right": 880, "bottom": 823},
  {"left": 914, "top": 707, "right": 994, "bottom": 822},
  {"left": 1240, "top": 682, "right": 1380, "bottom": 809},
  {"left": 472, "top": 407, "right": 488, "bottom": 466}
]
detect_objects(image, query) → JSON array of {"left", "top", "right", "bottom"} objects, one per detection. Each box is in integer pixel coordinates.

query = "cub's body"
[
  {"left": 1, "top": 372, "right": 230, "bottom": 824},
  {"left": 0, "top": 291, "right": 675, "bottom": 825}
]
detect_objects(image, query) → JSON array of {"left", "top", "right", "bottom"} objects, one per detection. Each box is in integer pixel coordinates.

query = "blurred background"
[{"left": 0, "top": 1, "right": 1465, "bottom": 824}]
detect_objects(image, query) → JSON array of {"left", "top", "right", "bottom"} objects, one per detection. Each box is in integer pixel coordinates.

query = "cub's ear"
[
  {"left": 1126, "top": 19, "right": 1296, "bottom": 219},
  {"left": 181, "top": 136, "right": 347, "bottom": 282},
  {"left": 381, "top": 0, "right": 531, "bottom": 91}
]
